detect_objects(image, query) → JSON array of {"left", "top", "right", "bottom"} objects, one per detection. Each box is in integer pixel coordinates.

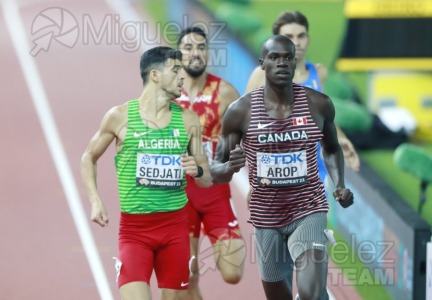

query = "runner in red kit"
[{"left": 174, "top": 26, "right": 245, "bottom": 300}]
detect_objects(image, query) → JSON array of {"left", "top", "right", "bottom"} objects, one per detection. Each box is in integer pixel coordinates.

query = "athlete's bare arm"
[
  {"left": 182, "top": 108, "right": 213, "bottom": 187},
  {"left": 81, "top": 105, "right": 127, "bottom": 227},
  {"left": 211, "top": 95, "right": 250, "bottom": 184},
  {"left": 245, "top": 66, "right": 265, "bottom": 93},
  {"left": 316, "top": 94, "right": 354, "bottom": 208},
  {"left": 314, "top": 63, "right": 360, "bottom": 171},
  {"left": 335, "top": 127, "right": 360, "bottom": 171}
]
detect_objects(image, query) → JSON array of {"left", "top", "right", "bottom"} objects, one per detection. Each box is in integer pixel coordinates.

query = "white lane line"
[
  {"left": 2, "top": 1, "right": 113, "bottom": 299},
  {"left": 231, "top": 170, "right": 336, "bottom": 300}
]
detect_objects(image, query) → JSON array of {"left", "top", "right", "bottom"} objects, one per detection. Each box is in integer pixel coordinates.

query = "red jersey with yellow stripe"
[
  {"left": 174, "top": 73, "right": 222, "bottom": 161},
  {"left": 173, "top": 73, "right": 233, "bottom": 230}
]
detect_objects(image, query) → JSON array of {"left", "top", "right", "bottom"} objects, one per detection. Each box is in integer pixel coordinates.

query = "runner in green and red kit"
[{"left": 81, "top": 46, "right": 212, "bottom": 300}]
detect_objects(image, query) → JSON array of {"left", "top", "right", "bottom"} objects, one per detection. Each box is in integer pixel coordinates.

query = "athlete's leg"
[
  {"left": 154, "top": 209, "right": 190, "bottom": 300},
  {"left": 295, "top": 249, "right": 328, "bottom": 300},
  {"left": 204, "top": 195, "right": 245, "bottom": 284},
  {"left": 287, "top": 212, "right": 328, "bottom": 300},
  {"left": 255, "top": 227, "right": 294, "bottom": 300},
  {"left": 210, "top": 229, "right": 245, "bottom": 284},
  {"left": 120, "top": 282, "right": 152, "bottom": 300},
  {"left": 117, "top": 213, "right": 156, "bottom": 300},
  {"left": 185, "top": 237, "right": 203, "bottom": 300},
  {"left": 177, "top": 199, "right": 203, "bottom": 300},
  {"left": 261, "top": 278, "right": 293, "bottom": 300},
  {"left": 160, "top": 288, "right": 189, "bottom": 300}
]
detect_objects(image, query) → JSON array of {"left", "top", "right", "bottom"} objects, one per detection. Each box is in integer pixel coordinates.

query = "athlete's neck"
[
  {"left": 182, "top": 72, "right": 208, "bottom": 100},
  {"left": 293, "top": 58, "right": 308, "bottom": 83},
  {"left": 138, "top": 87, "right": 171, "bottom": 115},
  {"left": 264, "top": 82, "right": 295, "bottom": 105}
]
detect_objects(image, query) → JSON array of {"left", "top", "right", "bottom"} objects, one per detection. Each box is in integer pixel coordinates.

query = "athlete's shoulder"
[
  {"left": 303, "top": 85, "right": 328, "bottom": 99},
  {"left": 227, "top": 91, "right": 251, "bottom": 113},
  {"left": 180, "top": 105, "right": 199, "bottom": 121},
  {"left": 246, "top": 66, "right": 265, "bottom": 92},
  {"left": 205, "top": 72, "right": 240, "bottom": 106},
  {"left": 106, "top": 102, "right": 128, "bottom": 121},
  {"left": 206, "top": 72, "right": 222, "bottom": 81},
  {"left": 219, "top": 79, "right": 240, "bottom": 103},
  {"left": 99, "top": 102, "right": 129, "bottom": 135},
  {"left": 303, "top": 85, "right": 333, "bottom": 112}
]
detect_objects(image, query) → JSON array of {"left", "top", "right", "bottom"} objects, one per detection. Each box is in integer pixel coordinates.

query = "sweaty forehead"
[{"left": 180, "top": 32, "right": 207, "bottom": 46}]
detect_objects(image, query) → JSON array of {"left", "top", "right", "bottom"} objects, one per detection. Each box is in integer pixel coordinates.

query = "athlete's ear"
[{"left": 150, "top": 69, "right": 159, "bottom": 82}]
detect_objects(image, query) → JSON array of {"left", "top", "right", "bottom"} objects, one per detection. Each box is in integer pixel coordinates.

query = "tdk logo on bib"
[
  {"left": 141, "top": 155, "right": 181, "bottom": 166},
  {"left": 137, "top": 153, "right": 183, "bottom": 188},
  {"left": 260, "top": 153, "right": 304, "bottom": 164}
]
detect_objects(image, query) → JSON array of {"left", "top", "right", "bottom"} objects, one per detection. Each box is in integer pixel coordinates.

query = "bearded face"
[{"left": 178, "top": 33, "right": 208, "bottom": 78}]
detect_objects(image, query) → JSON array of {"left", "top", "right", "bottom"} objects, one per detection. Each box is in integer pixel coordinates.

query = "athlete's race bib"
[
  {"left": 136, "top": 153, "right": 183, "bottom": 188},
  {"left": 256, "top": 151, "right": 308, "bottom": 187}
]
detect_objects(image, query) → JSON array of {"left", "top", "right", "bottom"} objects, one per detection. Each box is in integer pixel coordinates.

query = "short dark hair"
[
  {"left": 140, "top": 46, "right": 182, "bottom": 85},
  {"left": 272, "top": 11, "right": 309, "bottom": 35},
  {"left": 176, "top": 26, "right": 208, "bottom": 47}
]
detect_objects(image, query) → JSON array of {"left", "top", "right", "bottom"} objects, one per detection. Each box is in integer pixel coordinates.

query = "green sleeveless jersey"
[{"left": 115, "top": 100, "right": 189, "bottom": 213}]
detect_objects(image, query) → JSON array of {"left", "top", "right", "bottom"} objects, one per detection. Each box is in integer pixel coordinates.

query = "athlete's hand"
[
  {"left": 181, "top": 154, "right": 200, "bottom": 177},
  {"left": 91, "top": 200, "right": 109, "bottom": 227},
  {"left": 228, "top": 144, "right": 246, "bottom": 173},
  {"left": 333, "top": 187, "right": 354, "bottom": 208}
]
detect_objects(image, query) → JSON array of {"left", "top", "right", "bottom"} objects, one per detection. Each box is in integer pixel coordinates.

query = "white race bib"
[
  {"left": 256, "top": 151, "right": 308, "bottom": 187},
  {"left": 136, "top": 153, "right": 183, "bottom": 188}
]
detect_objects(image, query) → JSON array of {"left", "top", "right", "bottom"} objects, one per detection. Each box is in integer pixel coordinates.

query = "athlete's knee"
[
  {"left": 297, "top": 286, "right": 325, "bottom": 300},
  {"left": 189, "top": 255, "right": 199, "bottom": 275},
  {"left": 220, "top": 267, "right": 242, "bottom": 284},
  {"left": 216, "top": 240, "right": 245, "bottom": 284}
]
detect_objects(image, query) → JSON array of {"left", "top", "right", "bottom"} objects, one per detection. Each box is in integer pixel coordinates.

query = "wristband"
[{"left": 194, "top": 166, "right": 204, "bottom": 178}]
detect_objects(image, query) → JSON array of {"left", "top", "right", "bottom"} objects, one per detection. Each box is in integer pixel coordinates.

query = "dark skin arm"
[
  {"left": 211, "top": 95, "right": 250, "bottom": 184},
  {"left": 306, "top": 88, "right": 354, "bottom": 208}
]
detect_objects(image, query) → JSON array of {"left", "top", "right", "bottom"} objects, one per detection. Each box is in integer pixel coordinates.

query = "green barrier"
[
  {"left": 251, "top": 29, "right": 271, "bottom": 55},
  {"left": 332, "top": 97, "right": 372, "bottom": 133},
  {"left": 215, "top": 3, "right": 262, "bottom": 35},
  {"left": 218, "top": 0, "right": 251, "bottom": 4},
  {"left": 324, "top": 72, "right": 357, "bottom": 101}
]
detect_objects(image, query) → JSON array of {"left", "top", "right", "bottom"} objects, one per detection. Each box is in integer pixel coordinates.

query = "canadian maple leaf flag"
[{"left": 293, "top": 117, "right": 307, "bottom": 125}]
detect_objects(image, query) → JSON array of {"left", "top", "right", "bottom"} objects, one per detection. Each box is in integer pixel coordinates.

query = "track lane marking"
[{"left": 2, "top": 0, "right": 113, "bottom": 299}]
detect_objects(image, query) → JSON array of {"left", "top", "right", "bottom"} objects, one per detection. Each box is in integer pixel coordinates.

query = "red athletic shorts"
[
  {"left": 185, "top": 176, "right": 241, "bottom": 244},
  {"left": 117, "top": 207, "right": 190, "bottom": 290}
]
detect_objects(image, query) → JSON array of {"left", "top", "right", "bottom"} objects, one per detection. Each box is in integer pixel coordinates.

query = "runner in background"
[{"left": 174, "top": 27, "right": 246, "bottom": 300}]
